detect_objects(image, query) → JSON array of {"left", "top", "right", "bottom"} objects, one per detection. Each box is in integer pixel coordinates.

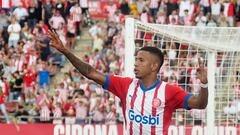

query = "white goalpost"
[{"left": 125, "top": 18, "right": 240, "bottom": 135}]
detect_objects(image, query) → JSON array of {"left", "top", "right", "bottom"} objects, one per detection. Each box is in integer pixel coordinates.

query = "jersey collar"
[{"left": 140, "top": 79, "right": 160, "bottom": 92}]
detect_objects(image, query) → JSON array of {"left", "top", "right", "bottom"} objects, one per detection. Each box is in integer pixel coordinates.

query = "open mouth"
[{"left": 134, "top": 69, "right": 139, "bottom": 74}]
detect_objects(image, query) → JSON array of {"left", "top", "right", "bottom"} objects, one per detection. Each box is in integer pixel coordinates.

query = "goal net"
[{"left": 124, "top": 18, "right": 240, "bottom": 135}]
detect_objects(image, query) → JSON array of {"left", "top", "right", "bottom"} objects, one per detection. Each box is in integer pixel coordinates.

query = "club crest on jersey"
[{"left": 152, "top": 98, "right": 161, "bottom": 108}]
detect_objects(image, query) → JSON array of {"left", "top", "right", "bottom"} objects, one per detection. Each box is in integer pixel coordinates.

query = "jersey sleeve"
[
  {"left": 102, "top": 74, "right": 133, "bottom": 100},
  {"left": 165, "top": 84, "right": 193, "bottom": 110}
]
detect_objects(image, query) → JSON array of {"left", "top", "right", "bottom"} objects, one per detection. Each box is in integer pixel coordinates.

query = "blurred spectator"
[
  {"left": 14, "top": 104, "right": 29, "bottom": 123},
  {"left": 206, "top": 13, "right": 217, "bottom": 27},
  {"left": 66, "top": 15, "right": 76, "bottom": 49},
  {"left": 13, "top": 3, "right": 28, "bottom": 26},
  {"left": 190, "top": 109, "right": 206, "bottom": 125},
  {"left": 195, "top": 10, "right": 207, "bottom": 27},
  {"left": 7, "top": 16, "right": 21, "bottom": 48},
  {"left": 148, "top": 0, "right": 160, "bottom": 17},
  {"left": 49, "top": 10, "right": 65, "bottom": 30},
  {"left": 0, "top": 10, "right": 8, "bottom": 31},
  {"left": 64, "top": 98, "right": 75, "bottom": 124},
  {"left": 106, "top": 3, "right": 118, "bottom": 22},
  {"left": 200, "top": 0, "right": 211, "bottom": 15},
  {"left": 69, "top": 2, "right": 82, "bottom": 38},
  {"left": 56, "top": 82, "right": 68, "bottom": 103},
  {"left": 89, "top": 22, "right": 102, "bottom": 39},
  {"left": 52, "top": 102, "right": 63, "bottom": 124},
  {"left": 137, "top": 0, "right": 147, "bottom": 14},
  {"left": 140, "top": 8, "right": 150, "bottom": 23},
  {"left": 93, "top": 34, "right": 104, "bottom": 51},
  {"left": 39, "top": 90, "right": 51, "bottom": 123},
  {"left": 38, "top": 62, "right": 50, "bottom": 90},
  {"left": 211, "top": 0, "right": 221, "bottom": 23},
  {"left": 42, "top": 0, "right": 53, "bottom": 25},
  {"left": 12, "top": 72, "right": 23, "bottom": 101},
  {"left": 74, "top": 91, "right": 88, "bottom": 124},
  {"left": 156, "top": 10, "right": 166, "bottom": 24},
  {"left": 0, "top": 0, "right": 11, "bottom": 13},
  {"left": 27, "top": 2, "right": 38, "bottom": 29},
  {"left": 62, "top": 72, "right": 71, "bottom": 89},
  {"left": 0, "top": 86, "right": 10, "bottom": 123},
  {"left": 183, "top": 9, "right": 193, "bottom": 26},
  {"left": 92, "top": 106, "right": 105, "bottom": 124},
  {"left": 119, "top": 0, "right": 130, "bottom": 15},
  {"left": 79, "top": 0, "right": 91, "bottom": 26},
  {"left": 169, "top": 10, "right": 180, "bottom": 25},
  {"left": 179, "top": 0, "right": 191, "bottom": 24},
  {"left": 105, "top": 97, "right": 116, "bottom": 124},
  {"left": 224, "top": 97, "right": 240, "bottom": 115},
  {"left": 23, "top": 68, "right": 36, "bottom": 104},
  {"left": 237, "top": 0, "right": 240, "bottom": 22},
  {"left": 219, "top": 12, "right": 229, "bottom": 27},
  {"left": 165, "top": 0, "right": 179, "bottom": 18}
]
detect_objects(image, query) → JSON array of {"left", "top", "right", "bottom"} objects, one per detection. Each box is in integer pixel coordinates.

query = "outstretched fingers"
[
  {"left": 47, "top": 29, "right": 56, "bottom": 40},
  {"left": 198, "top": 57, "right": 204, "bottom": 68},
  {"left": 196, "top": 57, "right": 208, "bottom": 83}
]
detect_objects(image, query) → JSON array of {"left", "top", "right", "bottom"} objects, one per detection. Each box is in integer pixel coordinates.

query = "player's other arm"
[
  {"left": 188, "top": 87, "right": 208, "bottom": 109},
  {"left": 188, "top": 58, "right": 208, "bottom": 109},
  {"left": 48, "top": 29, "right": 105, "bottom": 86}
]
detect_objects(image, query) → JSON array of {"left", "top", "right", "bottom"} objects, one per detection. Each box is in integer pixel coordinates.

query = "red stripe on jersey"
[
  {"left": 139, "top": 92, "right": 146, "bottom": 135},
  {"left": 129, "top": 81, "right": 140, "bottom": 135},
  {"left": 151, "top": 82, "right": 162, "bottom": 135}
]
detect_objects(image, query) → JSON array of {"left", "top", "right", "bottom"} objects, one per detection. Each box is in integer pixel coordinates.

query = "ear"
[{"left": 151, "top": 62, "right": 159, "bottom": 72}]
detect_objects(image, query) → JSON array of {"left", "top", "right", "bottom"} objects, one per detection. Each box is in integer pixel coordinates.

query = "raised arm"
[
  {"left": 48, "top": 29, "right": 106, "bottom": 85},
  {"left": 188, "top": 58, "right": 208, "bottom": 109}
]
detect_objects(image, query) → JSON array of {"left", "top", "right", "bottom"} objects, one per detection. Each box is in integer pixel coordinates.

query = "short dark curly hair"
[{"left": 138, "top": 46, "right": 164, "bottom": 71}]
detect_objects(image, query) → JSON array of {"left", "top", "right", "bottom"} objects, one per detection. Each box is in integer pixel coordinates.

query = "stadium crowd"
[{"left": 0, "top": 0, "right": 239, "bottom": 125}]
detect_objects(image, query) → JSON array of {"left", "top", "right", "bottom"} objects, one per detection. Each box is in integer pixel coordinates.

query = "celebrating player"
[{"left": 48, "top": 29, "right": 208, "bottom": 135}]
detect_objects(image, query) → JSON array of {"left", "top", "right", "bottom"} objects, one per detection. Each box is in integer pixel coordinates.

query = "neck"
[{"left": 140, "top": 75, "right": 158, "bottom": 89}]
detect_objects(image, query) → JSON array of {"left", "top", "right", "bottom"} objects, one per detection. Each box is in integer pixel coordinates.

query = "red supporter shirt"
[
  {"left": 0, "top": 94, "right": 4, "bottom": 104},
  {"left": 23, "top": 73, "right": 35, "bottom": 87},
  {"left": 228, "top": 3, "right": 234, "bottom": 17}
]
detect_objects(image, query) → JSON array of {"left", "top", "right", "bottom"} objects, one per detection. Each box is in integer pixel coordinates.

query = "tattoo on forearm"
[{"left": 64, "top": 51, "right": 94, "bottom": 77}]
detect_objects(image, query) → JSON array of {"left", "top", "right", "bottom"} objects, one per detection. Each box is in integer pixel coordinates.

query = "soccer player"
[{"left": 48, "top": 29, "right": 208, "bottom": 135}]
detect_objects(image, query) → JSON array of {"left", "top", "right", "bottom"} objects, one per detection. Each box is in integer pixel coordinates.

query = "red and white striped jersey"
[
  {"left": 103, "top": 75, "right": 192, "bottom": 135},
  {"left": 0, "top": 0, "right": 11, "bottom": 9},
  {"left": 14, "top": 54, "right": 25, "bottom": 72},
  {"left": 75, "top": 103, "right": 87, "bottom": 119},
  {"left": 149, "top": 0, "right": 159, "bottom": 9},
  {"left": 40, "top": 104, "right": 50, "bottom": 121},
  {"left": 70, "top": 6, "right": 82, "bottom": 22},
  {"left": 53, "top": 107, "right": 62, "bottom": 118},
  {"left": 79, "top": 0, "right": 89, "bottom": 8}
]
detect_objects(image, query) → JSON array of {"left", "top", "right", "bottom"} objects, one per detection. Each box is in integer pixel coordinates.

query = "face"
[
  {"left": 134, "top": 51, "right": 159, "bottom": 79},
  {"left": 60, "top": 83, "right": 64, "bottom": 88}
]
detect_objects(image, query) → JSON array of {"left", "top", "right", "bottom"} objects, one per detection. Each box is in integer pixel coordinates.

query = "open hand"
[{"left": 48, "top": 29, "right": 65, "bottom": 52}]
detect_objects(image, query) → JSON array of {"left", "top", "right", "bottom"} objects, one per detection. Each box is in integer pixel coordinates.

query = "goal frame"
[{"left": 124, "top": 18, "right": 216, "bottom": 135}]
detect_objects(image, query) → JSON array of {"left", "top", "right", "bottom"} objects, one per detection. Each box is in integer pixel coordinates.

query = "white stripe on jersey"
[
  {"left": 125, "top": 79, "right": 139, "bottom": 134},
  {"left": 153, "top": 82, "right": 166, "bottom": 134},
  {"left": 131, "top": 80, "right": 143, "bottom": 134}
]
